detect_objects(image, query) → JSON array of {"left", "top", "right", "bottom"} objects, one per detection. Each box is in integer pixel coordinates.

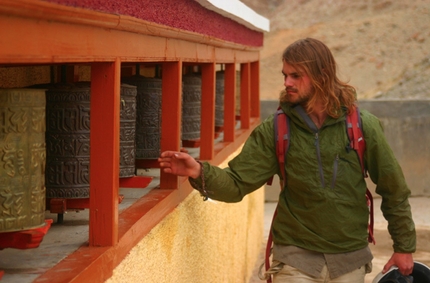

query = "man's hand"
[
  {"left": 158, "top": 151, "right": 201, "bottom": 178},
  {"left": 382, "top": 253, "right": 414, "bottom": 275}
]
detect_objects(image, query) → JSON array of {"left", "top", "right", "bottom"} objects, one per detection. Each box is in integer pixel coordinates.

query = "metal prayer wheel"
[
  {"left": 119, "top": 84, "right": 137, "bottom": 177},
  {"left": 74, "top": 82, "right": 137, "bottom": 177},
  {"left": 44, "top": 82, "right": 137, "bottom": 197},
  {"left": 122, "top": 75, "right": 162, "bottom": 159},
  {"left": 45, "top": 83, "right": 91, "bottom": 199},
  {"left": 182, "top": 74, "right": 202, "bottom": 141},
  {"left": 215, "top": 71, "right": 224, "bottom": 130},
  {"left": 0, "top": 88, "right": 46, "bottom": 232}
]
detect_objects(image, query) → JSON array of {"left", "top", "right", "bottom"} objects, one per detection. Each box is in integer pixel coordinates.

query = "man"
[{"left": 158, "top": 38, "right": 416, "bottom": 282}]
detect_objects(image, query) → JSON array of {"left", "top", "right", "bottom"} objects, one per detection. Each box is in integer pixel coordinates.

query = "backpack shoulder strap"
[
  {"left": 346, "top": 106, "right": 375, "bottom": 244},
  {"left": 262, "top": 108, "right": 289, "bottom": 283},
  {"left": 266, "top": 108, "right": 290, "bottom": 185},
  {"left": 274, "top": 108, "right": 289, "bottom": 182},
  {"left": 346, "top": 106, "right": 366, "bottom": 176}
]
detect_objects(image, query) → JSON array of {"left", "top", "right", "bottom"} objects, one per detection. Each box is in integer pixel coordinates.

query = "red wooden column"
[
  {"left": 250, "top": 60, "right": 260, "bottom": 118},
  {"left": 240, "top": 62, "right": 251, "bottom": 129},
  {"left": 223, "top": 63, "right": 236, "bottom": 142},
  {"left": 199, "top": 62, "right": 216, "bottom": 160},
  {"left": 160, "top": 61, "right": 182, "bottom": 189},
  {"left": 89, "top": 59, "right": 121, "bottom": 246}
]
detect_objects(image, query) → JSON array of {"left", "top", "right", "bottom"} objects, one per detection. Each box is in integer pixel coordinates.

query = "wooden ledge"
[{"left": 33, "top": 123, "right": 259, "bottom": 283}]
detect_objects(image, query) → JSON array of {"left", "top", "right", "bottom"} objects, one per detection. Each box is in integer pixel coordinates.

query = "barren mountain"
[
  {"left": 242, "top": 0, "right": 430, "bottom": 100},
  {"left": 241, "top": 2, "right": 430, "bottom": 282}
]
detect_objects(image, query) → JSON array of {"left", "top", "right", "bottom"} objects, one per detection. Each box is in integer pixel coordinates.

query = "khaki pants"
[{"left": 273, "top": 264, "right": 366, "bottom": 283}]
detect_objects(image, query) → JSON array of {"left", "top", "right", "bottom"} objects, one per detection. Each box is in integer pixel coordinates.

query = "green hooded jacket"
[{"left": 192, "top": 102, "right": 416, "bottom": 254}]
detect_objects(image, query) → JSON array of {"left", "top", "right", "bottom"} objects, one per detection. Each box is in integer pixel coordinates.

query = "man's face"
[{"left": 282, "top": 61, "right": 314, "bottom": 105}]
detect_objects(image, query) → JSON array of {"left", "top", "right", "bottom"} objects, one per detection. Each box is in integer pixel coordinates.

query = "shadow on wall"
[{"left": 260, "top": 99, "right": 430, "bottom": 200}]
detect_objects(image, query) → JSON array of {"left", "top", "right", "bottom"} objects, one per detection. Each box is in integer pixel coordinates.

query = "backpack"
[{"left": 261, "top": 105, "right": 375, "bottom": 283}]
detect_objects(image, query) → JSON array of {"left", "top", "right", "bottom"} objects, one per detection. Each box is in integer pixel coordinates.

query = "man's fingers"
[
  {"left": 160, "top": 151, "right": 183, "bottom": 159},
  {"left": 382, "top": 259, "right": 395, "bottom": 274},
  {"left": 398, "top": 262, "right": 414, "bottom": 275},
  {"left": 160, "top": 151, "right": 174, "bottom": 158}
]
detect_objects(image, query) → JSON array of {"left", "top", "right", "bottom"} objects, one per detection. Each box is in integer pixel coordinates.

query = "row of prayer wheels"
[{"left": 0, "top": 69, "right": 231, "bottom": 232}]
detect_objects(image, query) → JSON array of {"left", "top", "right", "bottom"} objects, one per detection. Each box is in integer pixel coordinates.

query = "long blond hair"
[{"left": 280, "top": 38, "right": 357, "bottom": 118}]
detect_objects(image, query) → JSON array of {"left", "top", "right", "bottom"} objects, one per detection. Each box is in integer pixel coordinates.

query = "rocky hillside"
[{"left": 242, "top": 0, "right": 430, "bottom": 100}]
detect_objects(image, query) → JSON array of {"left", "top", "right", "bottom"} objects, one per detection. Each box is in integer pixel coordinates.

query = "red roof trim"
[{"left": 42, "top": 0, "right": 264, "bottom": 47}]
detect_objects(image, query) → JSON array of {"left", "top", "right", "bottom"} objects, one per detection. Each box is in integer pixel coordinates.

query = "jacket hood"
[{"left": 279, "top": 102, "right": 347, "bottom": 133}]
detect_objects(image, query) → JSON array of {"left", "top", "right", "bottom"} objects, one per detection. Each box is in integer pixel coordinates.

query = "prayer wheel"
[
  {"left": 182, "top": 74, "right": 202, "bottom": 141},
  {"left": 122, "top": 75, "right": 162, "bottom": 159},
  {"left": 215, "top": 71, "right": 224, "bottom": 130},
  {"left": 45, "top": 83, "right": 91, "bottom": 199},
  {"left": 74, "top": 82, "right": 137, "bottom": 177},
  {"left": 44, "top": 81, "right": 137, "bottom": 197},
  {"left": 0, "top": 88, "right": 46, "bottom": 232},
  {"left": 119, "top": 84, "right": 137, "bottom": 177}
]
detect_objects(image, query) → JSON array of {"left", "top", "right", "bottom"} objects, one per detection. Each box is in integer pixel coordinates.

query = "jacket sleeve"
[
  {"left": 361, "top": 110, "right": 416, "bottom": 253},
  {"left": 189, "top": 116, "right": 279, "bottom": 203}
]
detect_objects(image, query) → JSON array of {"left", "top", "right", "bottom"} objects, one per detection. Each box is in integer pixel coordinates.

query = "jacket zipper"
[{"left": 294, "top": 105, "right": 327, "bottom": 188}]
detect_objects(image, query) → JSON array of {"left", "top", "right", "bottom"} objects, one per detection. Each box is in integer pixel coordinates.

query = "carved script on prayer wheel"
[
  {"left": 215, "top": 71, "right": 225, "bottom": 129},
  {"left": 74, "top": 82, "right": 137, "bottom": 178},
  {"left": 122, "top": 75, "right": 162, "bottom": 159},
  {"left": 0, "top": 88, "right": 46, "bottom": 232},
  {"left": 119, "top": 84, "right": 137, "bottom": 177},
  {"left": 45, "top": 82, "right": 138, "bottom": 195},
  {"left": 182, "top": 74, "right": 201, "bottom": 141},
  {"left": 45, "top": 83, "right": 91, "bottom": 199}
]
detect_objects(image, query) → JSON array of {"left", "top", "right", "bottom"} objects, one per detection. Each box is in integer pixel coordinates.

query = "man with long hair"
[{"left": 158, "top": 38, "right": 416, "bottom": 282}]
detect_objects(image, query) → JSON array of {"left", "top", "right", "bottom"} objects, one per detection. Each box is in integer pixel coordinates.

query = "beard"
[{"left": 285, "top": 86, "right": 314, "bottom": 106}]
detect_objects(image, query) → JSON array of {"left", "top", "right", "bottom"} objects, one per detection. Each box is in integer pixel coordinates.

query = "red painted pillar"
[
  {"left": 160, "top": 61, "right": 182, "bottom": 189},
  {"left": 240, "top": 62, "right": 250, "bottom": 129},
  {"left": 251, "top": 60, "right": 260, "bottom": 118},
  {"left": 89, "top": 59, "right": 121, "bottom": 246},
  {"left": 223, "top": 63, "right": 236, "bottom": 142}
]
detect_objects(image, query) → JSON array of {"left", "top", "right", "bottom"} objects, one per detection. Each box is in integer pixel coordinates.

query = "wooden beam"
[
  {"left": 160, "top": 61, "right": 182, "bottom": 189},
  {"left": 119, "top": 176, "right": 153, "bottom": 188},
  {"left": 223, "top": 63, "right": 236, "bottom": 142},
  {"left": 250, "top": 60, "right": 260, "bottom": 118},
  {"left": 240, "top": 62, "right": 251, "bottom": 129},
  {"left": 89, "top": 59, "right": 121, "bottom": 246},
  {"left": 35, "top": 182, "right": 194, "bottom": 283}
]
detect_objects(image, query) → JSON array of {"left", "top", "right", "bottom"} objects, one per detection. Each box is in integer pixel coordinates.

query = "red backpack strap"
[
  {"left": 266, "top": 108, "right": 289, "bottom": 186},
  {"left": 263, "top": 108, "right": 289, "bottom": 283},
  {"left": 346, "top": 106, "right": 375, "bottom": 244},
  {"left": 366, "top": 189, "right": 375, "bottom": 244},
  {"left": 346, "top": 106, "right": 366, "bottom": 177},
  {"left": 274, "top": 108, "right": 289, "bottom": 182}
]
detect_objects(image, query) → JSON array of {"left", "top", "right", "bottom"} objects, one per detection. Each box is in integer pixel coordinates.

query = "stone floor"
[{"left": 0, "top": 169, "right": 158, "bottom": 283}]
